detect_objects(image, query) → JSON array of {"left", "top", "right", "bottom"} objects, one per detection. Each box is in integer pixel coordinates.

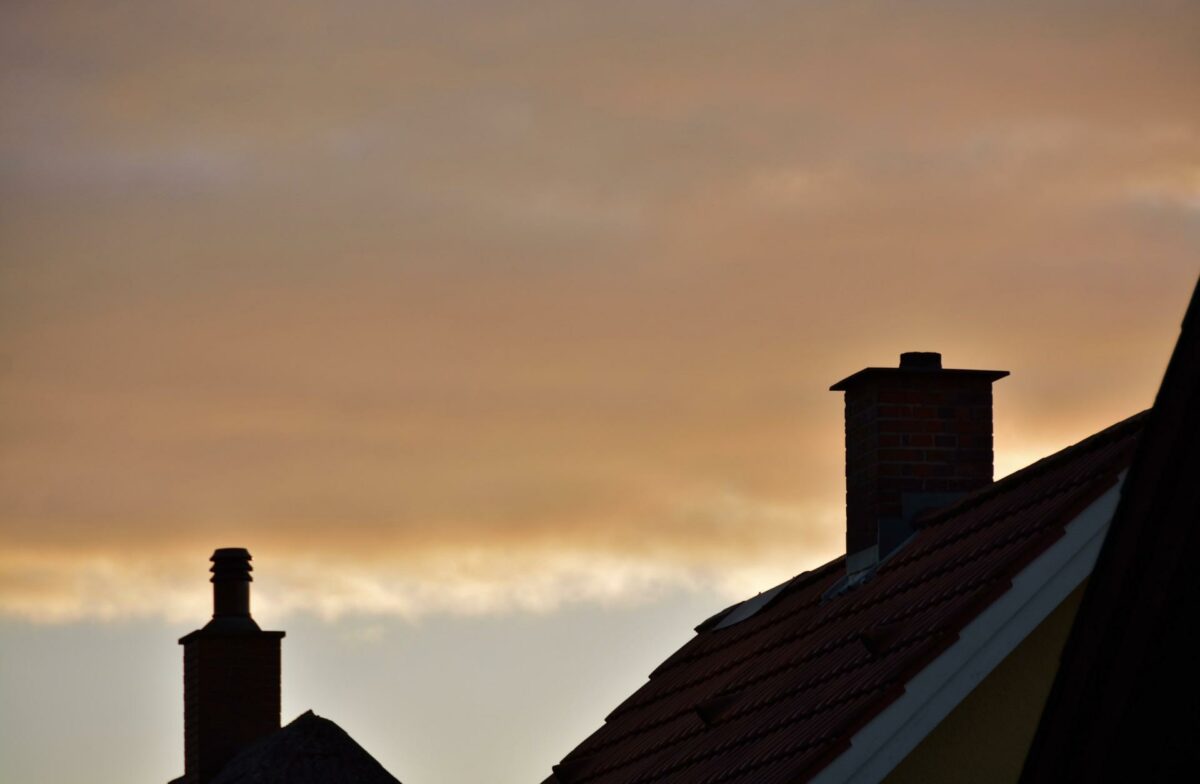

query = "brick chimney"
[
  {"left": 176, "top": 549, "right": 285, "bottom": 784},
  {"left": 830, "top": 352, "right": 1008, "bottom": 576}
]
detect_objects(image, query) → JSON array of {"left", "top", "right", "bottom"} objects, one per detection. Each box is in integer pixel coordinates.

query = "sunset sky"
[{"left": 1, "top": 2, "right": 1198, "bottom": 782}]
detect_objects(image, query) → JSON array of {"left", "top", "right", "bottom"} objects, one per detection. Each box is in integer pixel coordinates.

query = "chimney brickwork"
[
  {"left": 832, "top": 353, "right": 1008, "bottom": 569},
  {"left": 177, "top": 548, "right": 284, "bottom": 784}
]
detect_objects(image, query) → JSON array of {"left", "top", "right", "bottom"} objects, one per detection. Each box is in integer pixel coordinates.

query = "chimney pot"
[
  {"left": 899, "top": 351, "right": 942, "bottom": 370},
  {"left": 210, "top": 547, "right": 253, "bottom": 619}
]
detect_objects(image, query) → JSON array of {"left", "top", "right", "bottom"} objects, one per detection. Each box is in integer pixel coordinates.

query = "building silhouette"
[
  {"left": 1022, "top": 275, "right": 1200, "bottom": 781},
  {"left": 544, "top": 270, "right": 1200, "bottom": 784},
  {"left": 162, "top": 278, "right": 1200, "bottom": 784},
  {"left": 168, "top": 548, "right": 400, "bottom": 784}
]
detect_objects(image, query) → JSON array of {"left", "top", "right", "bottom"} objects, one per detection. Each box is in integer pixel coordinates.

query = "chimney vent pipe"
[{"left": 210, "top": 547, "right": 252, "bottom": 619}]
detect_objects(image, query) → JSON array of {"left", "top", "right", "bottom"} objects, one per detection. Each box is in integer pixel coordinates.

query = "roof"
[
  {"left": 207, "top": 711, "right": 401, "bottom": 784},
  {"left": 546, "top": 411, "right": 1145, "bottom": 784},
  {"left": 1023, "top": 277, "right": 1200, "bottom": 780}
]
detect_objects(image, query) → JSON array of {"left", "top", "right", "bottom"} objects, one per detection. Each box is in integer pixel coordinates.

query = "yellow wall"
[{"left": 883, "top": 583, "right": 1086, "bottom": 784}]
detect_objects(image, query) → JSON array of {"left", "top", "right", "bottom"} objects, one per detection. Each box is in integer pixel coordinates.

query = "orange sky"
[{"left": 2, "top": 1, "right": 1198, "bottom": 625}]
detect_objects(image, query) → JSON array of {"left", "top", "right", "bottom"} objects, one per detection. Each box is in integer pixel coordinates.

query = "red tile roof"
[{"left": 547, "top": 412, "right": 1145, "bottom": 784}]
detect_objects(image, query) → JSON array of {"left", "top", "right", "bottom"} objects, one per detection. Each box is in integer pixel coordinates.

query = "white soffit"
[{"left": 809, "top": 472, "right": 1126, "bottom": 784}]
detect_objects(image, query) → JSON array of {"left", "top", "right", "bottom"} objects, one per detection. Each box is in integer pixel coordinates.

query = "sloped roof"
[
  {"left": 546, "top": 412, "right": 1145, "bottom": 784},
  {"left": 1023, "top": 278, "right": 1200, "bottom": 780},
  {"left": 208, "top": 711, "right": 401, "bottom": 784}
]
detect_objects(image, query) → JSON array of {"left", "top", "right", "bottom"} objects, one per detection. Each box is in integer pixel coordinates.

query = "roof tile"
[{"left": 549, "top": 412, "right": 1145, "bottom": 784}]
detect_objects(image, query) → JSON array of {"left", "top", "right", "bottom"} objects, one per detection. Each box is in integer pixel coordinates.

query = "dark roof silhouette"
[
  {"left": 545, "top": 411, "right": 1145, "bottom": 784},
  {"left": 1023, "top": 276, "right": 1200, "bottom": 780},
  {"left": 206, "top": 711, "right": 401, "bottom": 784}
]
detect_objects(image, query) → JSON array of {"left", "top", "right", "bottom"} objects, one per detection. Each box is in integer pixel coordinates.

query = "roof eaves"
[{"left": 806, "top": 473, "right": 1124, "bottom": 784}]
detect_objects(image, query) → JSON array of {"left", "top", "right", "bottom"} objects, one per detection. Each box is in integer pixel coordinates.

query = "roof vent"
[{"left": 208, "top": 547, "right": 257, "bottom": 631}]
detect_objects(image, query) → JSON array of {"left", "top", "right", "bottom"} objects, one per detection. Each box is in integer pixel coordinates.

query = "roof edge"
[{"left": 805, "top": 475, "right": 1124, "bottom": 784}]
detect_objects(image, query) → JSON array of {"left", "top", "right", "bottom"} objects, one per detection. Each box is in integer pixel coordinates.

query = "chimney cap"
[
  {"left": 830, "top": 353, "right": 1008, "bottom": 391},
  {"left": 210, "top": 547, "right": 253, "bottom": 582},
  {"left": 899, "top": 351, "right": 942, "bottom": 369}
]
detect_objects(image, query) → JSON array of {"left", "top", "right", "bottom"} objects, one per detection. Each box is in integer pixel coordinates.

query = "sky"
[{"left": 1, "top": 1, "right": 1197, "bottom": 782}]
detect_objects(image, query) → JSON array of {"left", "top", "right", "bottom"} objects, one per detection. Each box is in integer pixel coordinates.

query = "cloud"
[
  {"left": 0, "top": 491, "right": 843, "bottom": 624},
  {"left": 1125, "top": 166, "right": 1200, "bottom": 214},
  {"left": 1, "top": 0, "right": 1197, "bottom": 621}
]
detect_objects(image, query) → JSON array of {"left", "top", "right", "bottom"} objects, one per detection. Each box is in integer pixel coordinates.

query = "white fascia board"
[{"left": 810, "top": 473, "right": 1125, "bottom": 784}]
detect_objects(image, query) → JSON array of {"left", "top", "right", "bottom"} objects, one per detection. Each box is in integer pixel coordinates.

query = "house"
[
  {"left": 1022, "top": 276, "right": 1200, "bottom": 781},
  {"left": 543, "top": 344, "right": 1157, "bottom": 783},
  {"left": 168, "top": 548, "right": 401, "bottom": 784}
]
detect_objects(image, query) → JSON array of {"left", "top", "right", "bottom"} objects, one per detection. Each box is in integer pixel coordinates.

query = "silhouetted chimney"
[
  {"left": 831, "top": 352, "right": 1008, "bottom": 576},
  {"left": 176, "top": 548, "right": 285, "bottom": 783}
]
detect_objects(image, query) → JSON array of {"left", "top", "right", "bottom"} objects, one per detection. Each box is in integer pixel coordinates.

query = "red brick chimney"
[
  {"left": 830, "top": 352, "right": 1008, "bottom": 576},
  {"left": 176, "top": 548, "right": 285, "bottom": 784}
]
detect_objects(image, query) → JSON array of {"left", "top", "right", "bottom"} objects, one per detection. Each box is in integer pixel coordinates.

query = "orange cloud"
[{"left": 1, "top": 0, "right": 1196, "bottom": 621}]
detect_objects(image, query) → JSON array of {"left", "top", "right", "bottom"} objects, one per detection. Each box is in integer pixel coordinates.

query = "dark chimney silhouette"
[
  {"left": 176, "top": 548, "right": 285, "bottom": 784},
  {"left": 831, "top": 352, "right": 1008, "bottom": 575}
]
